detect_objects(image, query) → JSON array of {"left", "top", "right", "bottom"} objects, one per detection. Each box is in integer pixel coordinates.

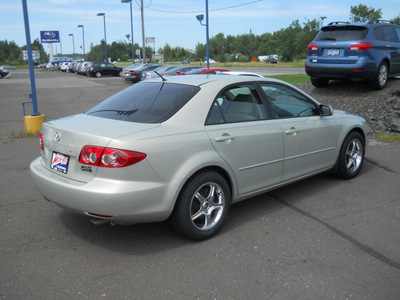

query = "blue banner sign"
[{"left": 40, "top": 31, "right": 60, "bottom": 43}]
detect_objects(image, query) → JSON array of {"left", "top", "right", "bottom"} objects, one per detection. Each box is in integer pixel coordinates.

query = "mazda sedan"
[{"left": 30, "top": 75, "right": 370, "bottom": 240}]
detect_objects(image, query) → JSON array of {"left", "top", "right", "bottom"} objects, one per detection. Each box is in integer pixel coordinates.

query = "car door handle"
[
  {"left": 215, "top": 134, "right": 235, "bottom": 142},
  {"left": 285, "top": 127, "right": 298, "bottom": 136}
]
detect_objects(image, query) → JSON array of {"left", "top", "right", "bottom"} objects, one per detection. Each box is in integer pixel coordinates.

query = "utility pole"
[{"left": 141, "top": 0, "right": 146, "bottom": 61}]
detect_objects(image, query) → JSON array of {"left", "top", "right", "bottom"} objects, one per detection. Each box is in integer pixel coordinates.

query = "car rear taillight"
[
  {"left": 308, "top": 43, "right": 319, "bottom": 51},
  {"left": 131, "top": 71, "right": 137, "bottom": 76},
  {"left": 349, "top": 42, "right": 372, "bottom": 51},
  {"left": 78, "top": 146, "right": 146, "bottom": 168},
  {"left": 124, "top": 70, "right": 129, "bottom": 74},
  {"left": 39, "top": 131, "right": 44, "bottom": 150}
]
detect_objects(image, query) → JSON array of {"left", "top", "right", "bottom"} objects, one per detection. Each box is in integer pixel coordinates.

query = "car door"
[
  {"left": 260, "top": 83, "right": 340, "bottom": 182},
  {"left": 374, "top": 25, "right": 400, "bottom": 74},
  {"left": 205, "top": 84, "right": 284, "bottom": 196}
]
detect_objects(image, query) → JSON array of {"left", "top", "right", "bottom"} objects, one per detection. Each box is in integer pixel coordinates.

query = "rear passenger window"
[
  {"left": 374, "top": 26, "right": 399, "bottom": 42},
  {"left": 206, "top": 85, "right": 268, "bottom": 125}
]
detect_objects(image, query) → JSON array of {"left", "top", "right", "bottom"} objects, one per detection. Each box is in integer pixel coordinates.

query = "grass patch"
[
  {"left": 374, "top": 132, "right": 400, "bottom": 143},
  {"left": 268, "top": 74, "right": 310, "bottom": 85}
]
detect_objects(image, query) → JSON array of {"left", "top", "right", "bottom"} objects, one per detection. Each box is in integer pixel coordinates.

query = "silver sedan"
[{"left": 30, "top": 75, "right": 370, "bottom": 240}]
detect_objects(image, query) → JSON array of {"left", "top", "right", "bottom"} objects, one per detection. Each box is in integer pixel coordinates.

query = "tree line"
[{"left": 1, "top": 4, "right": 399, "bottom": 65}]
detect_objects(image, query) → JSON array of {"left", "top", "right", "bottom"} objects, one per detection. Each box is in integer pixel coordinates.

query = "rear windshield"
[
  {"left": 85, "top": 82, "right": 200, "bottom": 123},
  {"left": 315, "top": 26, "right": 368, "bottom": 41}
]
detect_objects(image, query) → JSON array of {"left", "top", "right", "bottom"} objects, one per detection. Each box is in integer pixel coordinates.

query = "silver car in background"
[
  {"left": 141, "top": 65, "right": 180, "bottom": 80},
  {"left": 30, "top": 75, "right": 370, "bottom": 240}
]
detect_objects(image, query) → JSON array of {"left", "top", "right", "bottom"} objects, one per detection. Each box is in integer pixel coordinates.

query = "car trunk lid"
[{"left": 40, "top": 114, "right": 159, "bottom": 182}]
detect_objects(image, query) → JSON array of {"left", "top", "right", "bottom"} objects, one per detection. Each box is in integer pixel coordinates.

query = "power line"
[{"left": 146, "top": 0, "right": 263, "bottom": 14}]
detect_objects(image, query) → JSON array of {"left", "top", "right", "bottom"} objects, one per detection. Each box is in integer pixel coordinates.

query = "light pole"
[
  {"left": 121, "top": 0, "right": 135, "bottom": 63},
  {"left": 97, "top": 13, "right": 108, "bottom": 62},
  {"left": 77, "top": 25, "right": 85, "bottom": 61},
  {"left": 68, "top": 33, "right": 75, "bottom": 61},
  {"left": 196, "top": 0, "right": 210, "bottom": 68},
  {"left": 140, "top": 0, "right": 146, "bottom": 61}
]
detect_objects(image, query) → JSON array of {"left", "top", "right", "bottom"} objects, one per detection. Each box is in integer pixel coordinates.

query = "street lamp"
[
  {"left": 121, "top": 0, "right": 135, "bottom": 63},
  {"left": 68, "top": 33, "right": 75, "bottom": 61},
  {"left": 97, "top": 13, "right": 108, "bottom": 62},
  {"left": 77, "top": 25, "right": 85, "bottom": 61},
  {"left": 196, "top": 0, "right": 210, "bottom": 68}
]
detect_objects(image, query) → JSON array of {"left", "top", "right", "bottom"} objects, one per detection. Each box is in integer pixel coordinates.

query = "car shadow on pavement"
[{"left": 58, "top": 162, "right": 375, "bottom": 253}]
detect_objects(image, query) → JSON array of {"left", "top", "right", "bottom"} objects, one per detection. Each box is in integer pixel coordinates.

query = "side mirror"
[{"left": 320, "top": 105, "right": 333, "bottom": 116}]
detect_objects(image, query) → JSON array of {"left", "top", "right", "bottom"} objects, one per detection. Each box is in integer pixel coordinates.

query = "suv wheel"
[
  {"left": 311, "top": 77, "right": 329, "bottom": 88},
  {"left": 372, "top": 62, "right": 388, "bottom": 90},
  {"left": 95, "top": 71, "right": 102, "bottom": 78}
]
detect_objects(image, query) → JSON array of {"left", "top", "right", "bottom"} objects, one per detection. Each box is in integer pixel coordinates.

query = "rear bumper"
[
  {"left": 305, "top": 57, "right": 377, "bottom": 80},
  {"left": 30, "top": 157, "right": 175, "bottom": 223}
]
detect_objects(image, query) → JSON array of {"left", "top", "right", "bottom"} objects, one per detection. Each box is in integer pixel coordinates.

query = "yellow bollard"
[{"left": 24, "top": 114, "right": 45, "bottom": 135}]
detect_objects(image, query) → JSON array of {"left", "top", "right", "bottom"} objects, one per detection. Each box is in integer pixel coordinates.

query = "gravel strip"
[{"left": 297, "top": 77, "right": 400, "bottom": 135}]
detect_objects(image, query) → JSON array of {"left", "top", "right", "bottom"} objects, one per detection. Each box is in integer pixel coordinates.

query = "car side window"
[
  {"left": 260, "top": 83, "right": 318, "bottom": 118},
  {"left": 374, "top": 26, "right": 398, "bottom": 42},
  {"left": 100, "top": 63, "right": 106, "bottom": 68},
  {"left": 393, "top": 27, "right": 400, "bottom": 43},
  {"left": 206, "top": 85, "right": 268, "bottom": 125}
]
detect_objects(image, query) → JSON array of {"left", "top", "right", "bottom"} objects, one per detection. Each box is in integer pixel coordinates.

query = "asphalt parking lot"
[{"left": 1, "top": 69, "right": 399, "bottom": 299}]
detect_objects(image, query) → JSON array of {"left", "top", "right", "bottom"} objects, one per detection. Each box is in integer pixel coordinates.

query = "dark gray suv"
[{"left": 305, "top": 20, "right": 400, "bottom": 89}]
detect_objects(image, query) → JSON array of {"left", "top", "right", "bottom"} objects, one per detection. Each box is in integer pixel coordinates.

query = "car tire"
[
  {"left": 95, "top": 71, "right": 102, "bottom": 78},
  {"left": 336, "top": 131, "right": 365, "bottom": 179},
  {"left": 170, "top": 171, "right": 231, "bottom": 240},
  {"left": 311, "top": 77, "right": 329, "bottom": 88},
  {"left": 372, "top": 62, "right": 388, "bottom": 90}
]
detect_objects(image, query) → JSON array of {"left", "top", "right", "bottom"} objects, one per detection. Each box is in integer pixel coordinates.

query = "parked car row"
[
  {"left": 40, "top": 60, "right": 264, "bottom": 83},
  {"left": 123, "top": 64, "right": 233, "bottom": 83},
  {"left": 41, "top": 61, "right": 123, "bottom": 78}
]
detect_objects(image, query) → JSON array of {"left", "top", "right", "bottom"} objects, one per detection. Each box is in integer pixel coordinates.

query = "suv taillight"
[
  {"left": 78, "top": 146, "right": 146, "bottom": 168},
  {"left": 308, "top": 43, "right": 319, "bottom": 51},
  {"left": 349, "top": 42, "right": 372, "bottom": 51}
]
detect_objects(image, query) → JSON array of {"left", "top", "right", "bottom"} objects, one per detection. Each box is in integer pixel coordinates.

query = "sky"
[{"left": 1, "top": 0, "right": 400, "bottom": 57}]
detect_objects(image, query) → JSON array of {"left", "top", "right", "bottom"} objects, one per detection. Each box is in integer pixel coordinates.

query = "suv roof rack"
[
  {"left": 367, "top": 20, "right": 394, "bottom": 24},
  {"left": 327, "top": 21, "right": 350, "bottom": 26}
]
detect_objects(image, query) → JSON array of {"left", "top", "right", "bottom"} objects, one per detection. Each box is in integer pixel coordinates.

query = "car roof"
[
  {"left": 144, "top": 74, "right": 284, "bottom": 87},
  {"left": 323, "top": 20, "right": 398, "bottom": 28},
  {"left": 220, "top": 71, "right": 264, "bottom": 77}
]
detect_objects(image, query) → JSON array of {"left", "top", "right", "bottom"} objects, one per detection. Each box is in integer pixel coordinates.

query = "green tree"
[
  {"left": 350, "top": 4, "right": 382, "bottom": 22},
  {"left": 391, "top": 14, "right": 400, "bottom": 25},
  {"left": 32, "top": 38, "right": 49, "bottom": 62}
]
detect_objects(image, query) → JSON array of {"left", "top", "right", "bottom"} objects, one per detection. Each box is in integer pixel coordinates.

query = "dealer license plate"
[
  {"left": 50, "top": 152, "right": 69, "bottom": 174},
  {"left": 327, "top": 49, "right": 340, "bottom": 56}
]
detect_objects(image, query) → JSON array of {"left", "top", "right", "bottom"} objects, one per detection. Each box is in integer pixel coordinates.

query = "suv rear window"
[
  {"left": 85, "top": 82, "right": 200, "bottom": 123},
  {"left": 315, "top": 26, "right": 368, "bottom": 41}
]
